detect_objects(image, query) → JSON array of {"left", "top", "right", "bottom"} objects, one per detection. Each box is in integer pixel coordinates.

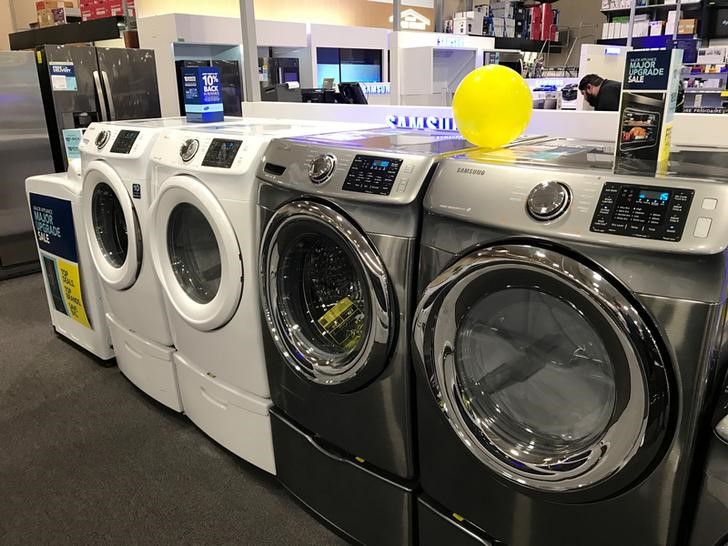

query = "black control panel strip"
[
  {"left": 343, "top": 155, "right": 403, "bottom": 196},
  {"left": 110, "top": 130, "right": 140, "bottom": 154},
  {"left": 201, "top": 139, "right": 242, "bottom": 169},
  {"left": 590, "top": 182, "right": 694, "bottom": 242}
]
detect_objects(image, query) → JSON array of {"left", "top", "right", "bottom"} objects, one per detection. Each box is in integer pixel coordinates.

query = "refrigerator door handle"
[
  {"left": 93, "top": 70, "right": 108, "bottom": 121},
  {"left": 101, "top": 70, "right": 116, "bottom": 120}
]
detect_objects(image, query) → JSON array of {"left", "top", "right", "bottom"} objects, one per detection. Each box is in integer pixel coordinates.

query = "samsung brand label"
[
  {"left": 456, "top": 167, "right": 486, "bottom": 176},
  {"left": 385, "top": 115, "right": 458, "bottom": 132}
]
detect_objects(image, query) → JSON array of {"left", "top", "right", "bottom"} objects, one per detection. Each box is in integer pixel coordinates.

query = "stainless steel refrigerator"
[
  {"left": 36, "top": 45, "right": 162, "bottom": 172},
  {"left": 0, "top": 52, "right": 55, "bottom": 279}
]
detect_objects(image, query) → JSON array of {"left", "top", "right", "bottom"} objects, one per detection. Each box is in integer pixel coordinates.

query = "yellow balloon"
[{"left": 453, "top": 65, "right": 533, "bottom": 149}]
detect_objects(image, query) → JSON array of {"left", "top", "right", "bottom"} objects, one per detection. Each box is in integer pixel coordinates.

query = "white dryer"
[
  {"left": 25, "top": 163, "right": 114, "bottom": 361},
  {"left": 78, "top": 117, "right": 204, "bottom": 411},
  {"left": 148, "top": 120, "right": 369, "bottom": 473}
]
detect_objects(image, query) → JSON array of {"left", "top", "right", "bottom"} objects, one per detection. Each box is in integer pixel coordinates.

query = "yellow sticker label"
[
  {"left": 57, "top": 258, "right": 91, "bottom": 328},
  {"left": 354, "top": 456, "right": 365, "bottom": 463},
  {"left": 453, "top": 513, "right": 465, "bottom": 522},
  {"left": 36, "top": 51, "right": 42, "bottom": 64},
  {"left": 317, "top": 296, "right": 364, "bottom": 350}
]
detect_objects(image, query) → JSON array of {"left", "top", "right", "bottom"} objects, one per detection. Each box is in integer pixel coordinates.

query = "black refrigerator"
[{"left": 36, "top": 45, "right": 162, "bottom": 172}]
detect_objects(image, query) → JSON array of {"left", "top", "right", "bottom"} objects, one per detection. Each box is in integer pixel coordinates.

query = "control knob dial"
[
  {"left": 527, "top": 181, "right": 571, "bottom": 221},
  {"left": 95, "top": 130, "right": 111, "bottom": 149},
  {"left": 179, "top": 138, "right": 199, "bottom": 162},
  {"left": 309, "top": 154, "right": 336, "bottom": 184}
]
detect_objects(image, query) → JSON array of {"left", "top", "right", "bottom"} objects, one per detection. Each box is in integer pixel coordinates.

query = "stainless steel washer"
[
  {"left": 256, "top": 128, "right": 480, "bottom": 545},
  {"left": 413, "top": 139, "right": 728, "bottom": 546}
]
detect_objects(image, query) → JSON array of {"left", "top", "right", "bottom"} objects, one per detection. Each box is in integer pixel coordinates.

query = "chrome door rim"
[
  {"left": 260, "top": 199, "right": 393, "bottom": 387},
  {"left": 413, "top": 243, "right": 669, "bottom": 492}
]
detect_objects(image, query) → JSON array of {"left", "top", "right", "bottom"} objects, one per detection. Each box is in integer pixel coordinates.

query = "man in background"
[{"left": 579, "top": 74, "right": 621, "bottom": 111}]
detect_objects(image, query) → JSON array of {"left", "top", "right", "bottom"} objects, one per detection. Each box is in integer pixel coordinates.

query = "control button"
[
  {"left": 95, "top": 130, "right": 111, "bottom": 149},
  {"left": 527, "top": 181, "right": 571, "bottom": 221},
  {"left": 404, "top": 164, "right": 414, "bottom": 174},
  {"left": 309, "top": 154, "right": 336, "bottom": 184},
  {"left": 397, "top": 183, "right": 406, "bottom": 192},
  {"left": 702, "top": 198, "right": 718, "bottom": 211},
  {"left": 179, "top": 139, "right": 199, "bottom": 162},
  {"left": 694, "top": 217, "right": 712, "bottom": 239}
]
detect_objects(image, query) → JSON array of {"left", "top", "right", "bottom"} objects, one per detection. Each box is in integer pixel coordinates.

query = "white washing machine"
[
  {"left": 78, "top": 117, "right": 210, "bottom": 411},
  {"left": 148, "top": 120, "right": 371, "bottom": 473},
  {"left": 25, "top": 162, "right": 114, "bottom": 361}
]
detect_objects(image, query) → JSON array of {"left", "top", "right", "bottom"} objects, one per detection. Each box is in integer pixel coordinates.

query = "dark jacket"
[{"left": 595, "top": 79, "right": 622, "bottom": 111}]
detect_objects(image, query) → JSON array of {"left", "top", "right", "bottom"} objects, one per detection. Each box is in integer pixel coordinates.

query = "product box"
[
  {"left": 184, "top": 66, "right": 224, "bottom": 123},
  {"left": 678, "top": 18, "right": 697, "bottom": 35},
  {"left": 697, "top": 47, "right": 728, "bottom": 64},
  {"left": 51, "top": 6, "right": 81, "bottom": 23},
  {"left": 649, "top": 21, "right": 664, "bottom": 36},
  {"left": 36, "top": 0, "right": 74, "bottom": 10},
  {"left": 614, "top": 48, "right": 684, "bottom": 177}
]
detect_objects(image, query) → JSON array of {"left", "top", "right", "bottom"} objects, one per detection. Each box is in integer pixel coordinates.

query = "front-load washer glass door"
[
  {"left": 82, "top": 160, "right": 142, "bottom": 289},
  {"left": 260, "top": 200, "right": 394, "bottom": 391},
  {"left": 414, "top": 243, "right": 671, "bottom": 494},
  {"left": 150, "top": 175, "right": 242, "bottom": 331}
]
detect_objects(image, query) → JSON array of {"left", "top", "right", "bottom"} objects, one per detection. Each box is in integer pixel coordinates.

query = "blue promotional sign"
[
  {"left": 29, "top": 192, "right": 91, "bottom": 328},
  {"left": 49, "top": 62, "right": 77, "bottom": 91},
  {"left": 29, "top": 193, "right": 78, "bottom": 262},
  {"left": 184, "top": 66, "right": 224, "bottom": 123},
  {"left": 623, "top": 50, "right": 672, "bottom": 90}
]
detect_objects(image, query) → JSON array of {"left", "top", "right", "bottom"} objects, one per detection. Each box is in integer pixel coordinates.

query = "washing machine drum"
[
  {"left": 414, "top": 243, "right": 672, "bottom": 494},
  {"left": 259, "top": 199, "right": 395, "bottom": 392},
  {"left": 82, "top": 161, "right": 142, "bottom": 290},
  {"left": 150, "top": 175, "right": 242, "bottom": 332}
]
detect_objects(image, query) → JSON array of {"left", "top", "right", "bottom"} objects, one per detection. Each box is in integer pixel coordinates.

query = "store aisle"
[{"left": 0, "top": 274, "right": 345, "bottom": 546}]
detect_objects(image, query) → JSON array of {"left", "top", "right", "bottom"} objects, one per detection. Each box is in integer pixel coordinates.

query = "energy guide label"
[{"left": 29, "top": 193, "right": 91, "bottom": 329}]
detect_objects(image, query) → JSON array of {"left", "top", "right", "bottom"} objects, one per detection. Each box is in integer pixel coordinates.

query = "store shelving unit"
[
  {"left": 9, "top": 16, "right": 127, "bottom": 50},
  {"left": 682, "top": 62, "right": 728, "bottom": 113},
  {"left": 598, "top": 0, "right": 711, "bottom": 42}
]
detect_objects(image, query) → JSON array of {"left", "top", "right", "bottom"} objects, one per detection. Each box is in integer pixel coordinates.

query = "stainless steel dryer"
[
  {"left": 689, "top": 371, "right": 728, "bottom": 546},
  {"left": 412, "top": 139, "right": 728, "bottom": 546},
  {"left": 256, "top": 128, "right": 479, "bottom": 545}
]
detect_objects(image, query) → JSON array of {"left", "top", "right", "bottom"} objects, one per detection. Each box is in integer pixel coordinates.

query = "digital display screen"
[
  {"left": 201, "top": 139, "right": 242, "bottom": 168},
  {"left": 636, "top": 189, "right": 670, "bottom": 204},
  {"left": 110, "top": 130, "right": 140, "bottom": 154}
]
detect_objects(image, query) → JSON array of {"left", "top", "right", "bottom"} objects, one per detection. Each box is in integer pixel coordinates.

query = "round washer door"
[
  {"left": 82, "top": 160, "right": 142, "bottom": 289},
  {"left": 150, "top": 175, "right": 242, "bottom": 332},
  {"left": 414, "top": 243, "right": 671, "bottom": 494},
  {"left": 259, "top": 199, "right": 395, "bottom": 392}
]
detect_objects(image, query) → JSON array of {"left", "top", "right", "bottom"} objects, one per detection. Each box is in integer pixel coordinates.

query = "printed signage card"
[
  {"left": 183, "top": 66, "right": 224, "bottom": 123},
  {"left": 29, "top": 193, "right": 91, "bottom": 329},
  {"left": 614, "top": 48, "right": 684, "bottom": 176}
]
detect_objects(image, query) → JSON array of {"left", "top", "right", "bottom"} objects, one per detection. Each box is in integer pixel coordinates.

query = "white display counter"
[{"left": 242, "top": 100, "right": 728, "bottom": 148}]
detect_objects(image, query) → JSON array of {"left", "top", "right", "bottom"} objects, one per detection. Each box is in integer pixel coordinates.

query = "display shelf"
[
  {"left": 597, "top": 34, "right": 697, "bottom": 47},
  {"left": 601, "top": 1, "right": 702, "bottom": 15},
  {"left": 9, "top": 16, "right": 125, "bottom": 50},
  {"left": 684, "top": 88, "right": 725, "bottom": 93},
  {"left": 493, "top": 37, "right": 562, "bottom": 52}
]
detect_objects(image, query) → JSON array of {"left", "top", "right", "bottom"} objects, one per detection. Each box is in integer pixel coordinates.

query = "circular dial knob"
[
  {"left": 95, "top": 130, "right": 111, "bottom": 149},
  {"left": 308, "top": 154, "right": 336, "bottom": 184},
  {"left": 527, "top": 181, "right": 571, "bottom": 221},
  {"left": 179, "top": 139, "right": 199, "bottom": 162}
]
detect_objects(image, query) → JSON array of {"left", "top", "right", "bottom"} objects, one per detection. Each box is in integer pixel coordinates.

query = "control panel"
[
  {"left": 110, "top": 130, "right": 140, "bottom": 154},
  {"left": 201, "top": 139, "right": 242, "bottom": 169},
  {"left": 590, "top": 182, "right": 694, "bottom": 241},
  {"left": 342, "top": 155, "right": 403, "bottom": 196}
]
